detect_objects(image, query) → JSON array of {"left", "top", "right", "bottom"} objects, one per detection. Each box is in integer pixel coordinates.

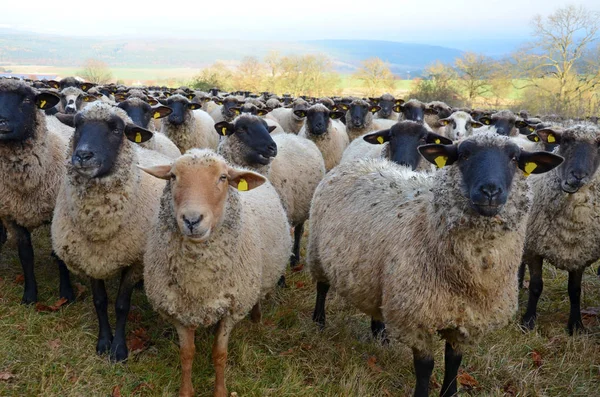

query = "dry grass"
[{"left": 0, "top": 226, "right": 599, "bottom": 396}]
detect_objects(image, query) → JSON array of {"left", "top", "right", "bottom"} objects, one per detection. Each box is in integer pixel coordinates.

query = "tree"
[
  {"left": 232, "top": 56, "right": 266, "bottom": 92},
  {"left": 190, "top": 62, "right": 234, "bottom": 92},
  {"left": 409, "top": 62, "right": 462, "bottom": 106},
  {"left": 513, "top": 5, "right": 600, "bottom": 116},
  {"left": 454, "top": 52, "right": 495, "bottom": 107},
  {"left": 353, "top": 58, "right": 396, "bottom": 97},
  {"left": 79, "top": 58, "right": 112, "bottom": 84}
]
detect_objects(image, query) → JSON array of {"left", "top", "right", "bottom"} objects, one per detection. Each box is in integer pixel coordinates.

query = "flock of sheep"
[{"left": 0, "top": 76, "right": 598, "bottom": 397}]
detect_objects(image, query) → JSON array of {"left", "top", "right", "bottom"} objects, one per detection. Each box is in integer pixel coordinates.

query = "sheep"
[
  {"left": 141, "top": 149, "right": 291, "bottom": 397},
  {"left": 160, "top": 94, "right": 219, "bottom": 153},
  {"left": 344, "top": 99, "right": 396, "bottom": 141},
  {"left": 340, "top": 121, "right": 452, "bottom": 170},
  {"left": 437, "top": 111, "right": 484, "bottom": 141},
  {"left": 266, "top": 98, "right": 310, "bottom": 134},
  {"left": 266, "top": 97, "right": 282, "bottom": 109},
  {"left": 297, "top": 104, "right": 349, "bottom": 171},
  {"left": 520, "top": 125, "right": 600, "bottom": 334},
  {"left": 58, "top": 86, "right": 98, "bottom": 114},
  {"left": 47, "top": 77, "right": 95, "bottom": 92},
  {"left": 209, "top": 96, "right": 241, "bottom": 123},
  {"left": 51, "top": 102, "right": 168, "bottom": 362},
  {"left": 394, "top": 99, "right": 432, "bottom": 124},
  {"left": 369, "top": 93, "right": 403, "bottom": 120},
  {"left": 215, "top": 114, "right": 325, "bottom": 275},
  {"left": 317, "top": 96, "right": 335, "bottom": 110},
  {"left": 236, "top": 101, "right": 285, "bottom": 134},
  {"left": 478, "top": 110, "right": 518, "bottom": 136},
  {"left": 307, "top": 132, "right": 563, "bottom": 397},
  {"left": 0, "top": 79, "right": 74, "bottom": 304}
]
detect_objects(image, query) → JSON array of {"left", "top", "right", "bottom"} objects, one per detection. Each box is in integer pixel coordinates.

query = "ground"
[{"left": 0, "top": 226, "right": 598, "bottom": 396}]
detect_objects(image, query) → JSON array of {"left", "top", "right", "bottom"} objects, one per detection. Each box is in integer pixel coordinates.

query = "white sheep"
[
  {"left": 266, "top": 98, "right": 310, "bottom": 134},
  {"left": 141, "top": 149, "right": 291, "bottom": 397},
  {"left": 307, "top": 132, "right": 563, "bottom": 397},
  {"left": 437, "top": 110, "right": 483, "bottom": 141}
]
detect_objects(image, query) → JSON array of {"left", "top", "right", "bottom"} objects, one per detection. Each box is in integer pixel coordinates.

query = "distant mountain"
[{"left": 0, "top": 30, "right": 477, "bottom": 74}]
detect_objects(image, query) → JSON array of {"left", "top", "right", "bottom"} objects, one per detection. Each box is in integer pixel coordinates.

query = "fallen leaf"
[
  {"left": 502, "top": 381, "right": 518, "bottom": 396},
  {"left": 35, "top": 297, "right": 69, "bottom": 313},
  {"left": 0, "top": 371, "right": 14, "bottom": 381},
  {"left": 14, "top": 274, "right": 24, "bottom": 284},
  {"left": 75, "top": 283, "right": 87, "bottom": 299},
  {"left": 367, "top": 355, "right": 383, "bottom": 373},
  {"left": 128, "top": 311, "right": 142, "bottom": 323},
  {"left": 52, "top": 297, "right": 68, "bottom": 309},
  {"left": 111, "top": 385, "right": 122, "bottom": 397},
  {"left": 291, "top": 264, "right": 304, "bottom": 272},
  {"left": 127, "top": 328, "right": 150, "bottom": 354},
  {"left": 279, "top": 348, "right": 294, "bottom": 356},
  {"left": 47, "top": 339, "right": 61, "bottom": 350},
  {"left": 295, "top": 281, "right": 305, "bottom": 289},
  {"left": 531, "top": 350, "right": 543, "bottom": 367},
  {"left": 132, "top": 382, "right": 154, "bottom": 395},
  {"left": 457, "top": 370, "right": 479, "bottom": 388}
]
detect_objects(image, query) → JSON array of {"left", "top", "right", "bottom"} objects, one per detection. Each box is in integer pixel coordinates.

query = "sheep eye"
[
  {"left": 219, "top": 174, "right": 227, "bottom": 182},
  {"left": 459, "top": 151, "right": 470, "bottom": 160},
  {"left": 171, "top": 174, "right": 177, "bottom": 181}
]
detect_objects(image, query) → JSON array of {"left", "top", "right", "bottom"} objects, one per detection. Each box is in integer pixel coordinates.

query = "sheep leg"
[
  {"left": 12, "top": 222, "right": 37, "bottom": 304},
  {"left": 212, "top": 317, "right": 234, "bottom": 397},
  {"left": 110, "top": 267, "right": 137, "bottom": 362},
  {"left": 312, "top": 281, "right": 330, "bottom": 329},
  {"left": 290, "top": 222, "right": 304, "bottom": 268},
  {"left": 175, "top": 322, "right": 196, "bottom": 397},
  {"left": 91, "top": 278, "right": 113, "bottom": 355},
  {"left": 412, "top": 349, "right": 434, "bottom": 397},
  {"left": 440, "top": 342, "right": 462, "bottom": 397},
  {"left": 250, "top": 302, "right": 262, "bottom": 323},
  {"left": 0, "top": 220, "right": 6, "bottom": 251},
  {"left": 370, "top": 319, "right": 388, "bottom": 344},
  {"left": 567, "top": 269, "right": 585, "bottom": 335},
  {"left": 52, "top": 252, "right": 75, "bottom": 303},
  {"left": 517, "top": 262, "right": 526, "bottom": 289},
  {"left": 521, "top": 256, "right": 543, "bottom": 330}
]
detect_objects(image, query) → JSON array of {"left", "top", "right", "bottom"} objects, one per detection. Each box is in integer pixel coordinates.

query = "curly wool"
[
  {"left": 143, "top": 150, "right": 291, "bottom": 327},
  {"left": 524, "top": 124, "right": 600, "bottom": 271},
  {"left": 308, "top": 132, "right": 531, "bottom": 353},
  {"left": 161, "top": 95, "right": 218, "bottom": 153},
  {"left": 266, "top": 99, "right": 309, "bottom": 134}
]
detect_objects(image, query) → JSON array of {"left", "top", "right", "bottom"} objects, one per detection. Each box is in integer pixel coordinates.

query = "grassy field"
[{"left": 0, "top": 225, "right": 599, "bottom": 396}]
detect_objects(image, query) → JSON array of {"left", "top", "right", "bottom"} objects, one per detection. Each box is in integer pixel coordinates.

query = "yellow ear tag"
[
  {"left": 547, "top": 134, "right": 556, "bottom": 143},
  {"left": 238, "top": 178, "right": 248, "bottom": 191},
  {"left": 135, "top": 132, "right": 142, "bottom": 143},
  {"left": 235, "top": 110, "right": 240, "bottom": 115},
  {"left": 40, "top": 100, "right": 47, "bottom": 108},
  {"left": 153, "top": 112, "right": 161, "bottom": 119},
  {"left": 221, "top": 127, "right": 227, "bottom": 136},
  {"left": 434, "top": 156, "right": 447, "bottom": 168},
  {"left": 376, "top": 136, "right": 384, "bottom": 144},
  {"left": 523, "top": 162, "right": 537, "bottom": 177},
  {"left": 435, "top": 139, "right": 441, "bottom": 144},
  {"left": 529, "top": 127, "right": 535, "bottom": 132},
  {"left": 534, "top": 136, "right": 539, "bottom": 142}
]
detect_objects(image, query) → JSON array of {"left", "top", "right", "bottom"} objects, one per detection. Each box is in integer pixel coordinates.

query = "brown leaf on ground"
[
  {"left": 367, "top": 356, "right": 383, "bottom": 373},
  {"left": 48, "top": 339, "right": 61, "bottom": 350},
  {"left": 457, "top": 370, "right": 479, "bottom": 388},
  {"left": 532, "top": 350, "right": 543, "bottom": 367},
  {"left": 502, "top": 381, "right": 518, "bottom": 396},
  {"left": 111, "top": 385, "right": 122, "bottom": 397},
  {"left": 279, "top": 348, "right": 295, "bottom": 356},
  {"left": 52, "top": 297, "right": 68, "bottom": 309},
  {"left": 0, "top": 371, "right": 14, "bottom": 381},
  {"left": 132, "top": 382, "right": 154, "bottom": 395},
  {"left": 295, "top": 281, "right": 305, "bottom": 289},
  {"left": 127, "top": 328, "right": 150, "bottom": 354},
  {"left": 35, "top": 297, "right": 69, "bottom": 313},
  {"left": 75, "top": 283, "right": 87, "bottom": 299},
  {"left": 127, "top": 311, "right": 142, "bottom": 323},
  {"left": 14, "top": 274, "right": 24, "bottom": 284},
  {"left": 291, "top": 264, "right": 304, "bottom": 272}
]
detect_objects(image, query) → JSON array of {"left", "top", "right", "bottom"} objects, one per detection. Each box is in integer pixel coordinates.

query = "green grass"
[{"left": 0, "top": 226, "right": 599, "bottom": 396}]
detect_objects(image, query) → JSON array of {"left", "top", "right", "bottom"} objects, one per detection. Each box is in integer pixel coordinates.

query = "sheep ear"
[
  {"left": 47, "top": 80, "right": 60, "bottom": 89},
  {"left": 267, "top": 125, "right": 277, "bottom": 133},
  {"left": 535, "top": 128, "right": 561, "bottom": 144},
  {"left": 146, "top": 98, "right": 158, "bottom": 106},
  {"left": 334, "top": 103, "right": 349, "bottom": 111},
  {"left": 293, "top": 110, "right": 307, "bottom": 118},
  {"left": 418, "top": 144, "right": 458, "bottom": 168},
  {"left": 187, "top": 103, "right": 202, "bottom": 110},
  {"left": 425, "top": 132, "right": 452, "bottom": 145},
  {"left": 515, "top": 120, "right": 529, "bottom": 129},
  {"left": 124, "top": 124, "right": 154, "bottom": 143},
  {"left": 35, "top": 92, "right": 60, "bottom": 110},
  {"left": 114, "top": 94, "right": 128, "bottom": 102},
  {"left": 471, "top": 121, "right": 484, "bottom": 129},
  {"left": 363, "top": 129, "right": 390, "bottom": 145},
  {"left": 230, "top": 107, "right": 241, "bottom": 115},
  {"left": 479, "top": 116, "right": 492, "bottom": 126},
  {"left": 424, "top": 108, "right": 438, "bottom": 115},
  {"left": 329, "top": 111, "right": 344, "bottom": 120},
  {"left": 214, "top": 121, "right": 234, "bottom": 137},
  {"left": 55, "top": 113, "right": 75, "bottom": 127},
  {"left": 395, "top": 99, "right": 405, "bottom": 106},
  {"left": 369, "top": 98, "right": 380, "bottom": 104},
  {"left": 227, "top": 168, "right": 266, "bottom": 191},
  {"left": 213, "top": 98, "right": 223, "bottom": 105},
  {"left": 256, "top": 109, "right": 269, "bottom": 116},
  {"left": 138, "top": 164, "right": 172, "bottom": 180},
  {"left": 518, "top": 151, "right": 564, "bottom": 176},
  {"left": 438, "top": 118, "right": 450, "bottom": 126},
  {"left": 187, "top": 94, "right": 195, "bottom": 100},
  {"left": 79, "top": 83, "right": 95, "bottom": 92},
  {"left": 527, "top": 133, "right": 541, "bottom": 142},
  {"left": 82, "top": 95, "right": 97, "bottom": 103},
  {"left": 152, "top": 106, "right": 172, "bottom": 119},
  {"left": 163, "top": 92, "right": 172, "bottom": 98},
  {"left": 202, "top": 97, "right": 211, "bottom": 103},
  {"left": 393, "top": 104, "right": 403, "bottom": 112},
  {"left": 369, "top": 105, "right": 381, "bottom": 113}
]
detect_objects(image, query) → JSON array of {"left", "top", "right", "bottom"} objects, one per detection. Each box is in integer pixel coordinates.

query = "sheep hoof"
[
  {"left": 520, "top": 316, "right": 536, "bottom": 332},
  {"left": 21, "top": 289, "right": 38, "bottom": 305},
  {"left": 567, "top": 321, "right": 585, "bottom": 336},
  {"left": 60, "top": 286, "right": 76, "bottom": 304},
  {"left": 277, "top": 276, "right": 287, "bottom": 288},
  {"left": 110, "top": 342, "right": 128, "bottom": 362},
  {"left": 96, "top": 337, "right": 112, "bottom": 355}
]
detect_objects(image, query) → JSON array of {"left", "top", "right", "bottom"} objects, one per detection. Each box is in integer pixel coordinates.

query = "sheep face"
[
  {"left": 370, "top": 95, "right": 401, "bottom": 119},
  {"left": 164, "top": 95, "right": 201, "bottom": 126},
  {"left": 141, "top": 151, "right": 266, "bottom": 242},
  {"left": 291, "top": 100, "right": 309, "bottom": 122},
  {"left": 237, "top": 103, "right": 269, "bottom": 117},
  {"left": 394, "top": 99, "right": 432, "bottom": 123},
  {"left": 215, "top": 116, "right": 277, "bottom": 166},
  {"left": 439, "top": 111, "right": 483, "bottom": 141},
  {"left": 364, "top": 121, "right": 452, "bottom": 169},
  {"left": 60, "top": 87, "right": 96, "bottom": 114},
  {"left": 536, "top": 126, "right": 600, "bottom": 193},
  {"left": 515, "top": 119, "right": 537, "bottom": 136},
  {"left": 302, "top": 105, "right": 344, "bottom": 135},
  {"left": 0, "top": 83, "right": 59, "bottom": 142},
  {"left": 419, "top": 136, "right": 563, "bottom": 216},
  {"left": 117, "top": 99, "right": 172, "bottom": 129},
  {"left": 347, "top": 101, "right": 380, "bottom": 128},
  {"left": 479, "top": 110, "right": 517, "bottom": 136},
  {"left": 214, "top": 97, "right": 240, "bottom": 119},
  {"left": 70, "top": 113, "right": 153, "bottom": 178}
]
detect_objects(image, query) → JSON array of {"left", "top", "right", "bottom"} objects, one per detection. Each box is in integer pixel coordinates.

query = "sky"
[{"left": 0, "top": 0, "right": 598, "bottom": 49}]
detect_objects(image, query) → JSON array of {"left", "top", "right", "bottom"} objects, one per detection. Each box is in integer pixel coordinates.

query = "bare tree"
[
  {"left": 353, "top": 58, "right": 396, "bottom": 97},
  {"left": 232, "top": 56, "right": 265, "bottom": 92},
  {"left": 79, "top": 58, "right": 113, "bottom": 84},
  {"left": 455, "top": 52, "right": 495, "bottom": 107}
]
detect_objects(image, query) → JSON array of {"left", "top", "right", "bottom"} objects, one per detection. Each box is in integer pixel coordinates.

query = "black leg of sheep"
[
  {"left": 517, "top": 262, "right": 526, "bottom": 289},
  {"left": 412, "top": 349, "right": 434, "bottom": 397},
  {"left": 521, "top": 256, "right": 544, "bottom": 330},
  {"left": 290, "top": 222, "right": 305, "bottom": 269},
  {"left": 51, "top": 252, "right": 75, "bottom": 303},
  {"left": 0, "top": 220, "right": 6, "bottom": 250},
  {"left": 110, "top": 267, "right": 137, "bottom": 362},
  {"left": 567, "top": 269, "right": 585, "bottom": 335},
  {"left": 12, "top": 223, "right": 37, "bottom": 304},
  {"left": 440, "top": 342, "right": 462, "bottom": 397},
  {"left": 370, "top": 319, "right": 388, "bottom": 344},
  {"left": 91, "top": 278, "right": 113, "bottom": 355},
  {"left": 312, "top": 281, "right": 330, "bottom": 329}
]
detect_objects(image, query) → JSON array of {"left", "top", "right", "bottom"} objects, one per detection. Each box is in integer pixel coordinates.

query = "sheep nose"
[
  {"left": 267, "top": 143, "right": 277, "bottom": 157},
  {"left": 74, "top": 150, "right": 94, "bottom": 163},
  {"left": 182, "top": 213, "right": 203, "bottom": 231},
  {"left": 65, "top": 107, "right": 76, "bottom": 114},
  {"left": 571, "top": 170, "right": 588, "bottom": 181},
  {"left": 480, "top": 184, "right": 502, "bottom": 200}
]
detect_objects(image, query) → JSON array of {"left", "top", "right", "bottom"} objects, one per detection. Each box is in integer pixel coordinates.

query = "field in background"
[{"left": 0, "top": 226, "right": 599, "bottom": 396}]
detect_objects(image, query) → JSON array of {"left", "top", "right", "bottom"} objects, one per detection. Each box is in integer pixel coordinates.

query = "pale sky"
[{"left": 0, "top": 0, "right": 597, "bottom": 46}]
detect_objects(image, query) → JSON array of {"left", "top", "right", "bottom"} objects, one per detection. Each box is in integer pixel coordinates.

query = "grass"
[{"left": 0, "top": 226, "right": 599, "bottom": 396}]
